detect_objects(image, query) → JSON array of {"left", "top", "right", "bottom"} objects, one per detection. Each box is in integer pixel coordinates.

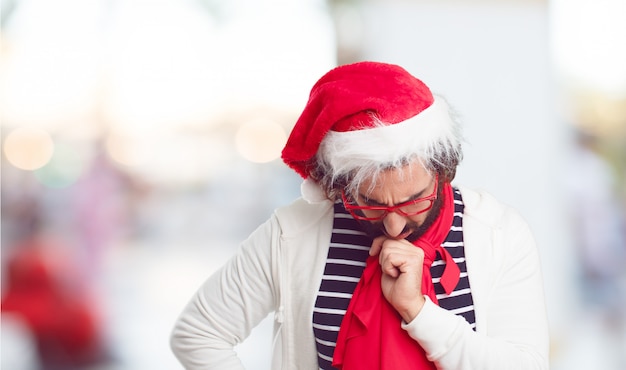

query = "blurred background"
[{"left": 1, "top": 0, "right": 624, "bottom": 369}]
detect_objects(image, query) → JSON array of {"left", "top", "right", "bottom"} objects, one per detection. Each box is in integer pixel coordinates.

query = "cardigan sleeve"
[
  {"left": 170, "top": 216, "right": 280, "bottom": 369},
  {"left": 402, "top": 205, "right": 550, "bottom": 370}
]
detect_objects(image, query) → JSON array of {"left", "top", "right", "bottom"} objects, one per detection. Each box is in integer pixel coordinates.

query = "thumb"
[{"left": 369, "top": 236, "right": 387, "bottom": 256}]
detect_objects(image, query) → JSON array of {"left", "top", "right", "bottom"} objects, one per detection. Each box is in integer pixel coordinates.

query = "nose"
[{"left": 382, "top": 211, "right": 408, "bottom": 239}]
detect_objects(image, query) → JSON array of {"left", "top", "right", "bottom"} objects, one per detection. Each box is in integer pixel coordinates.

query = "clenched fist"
[{"left": 369, "top": 236, "right": 427, "bottom": 323}]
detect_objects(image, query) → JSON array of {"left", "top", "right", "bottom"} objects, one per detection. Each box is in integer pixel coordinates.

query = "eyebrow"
[{"left": 358, "top": 185, "right": 430, "bottom": 207}]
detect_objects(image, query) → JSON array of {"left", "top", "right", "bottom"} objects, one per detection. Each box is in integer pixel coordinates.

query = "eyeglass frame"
[{"left": 340, "top": 174, "right": 439, "bottom": 221}]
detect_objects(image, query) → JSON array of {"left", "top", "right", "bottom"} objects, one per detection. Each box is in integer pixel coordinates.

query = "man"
[{"left": 170, "top": 61, "right": 549, "bottom": 369}]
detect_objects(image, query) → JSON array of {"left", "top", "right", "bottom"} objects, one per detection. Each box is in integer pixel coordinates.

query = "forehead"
[{"left": 358, "top": 161, "right": 432, "bottom": 196}]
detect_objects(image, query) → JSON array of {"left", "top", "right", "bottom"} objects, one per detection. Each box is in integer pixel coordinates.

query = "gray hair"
[{"left": 309, "top": 97, "right": 464, "bottom": 199}]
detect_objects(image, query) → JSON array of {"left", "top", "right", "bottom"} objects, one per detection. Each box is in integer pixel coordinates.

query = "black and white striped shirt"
[{"left": 312, "top": 188, "right": 475, "bottom": 369}]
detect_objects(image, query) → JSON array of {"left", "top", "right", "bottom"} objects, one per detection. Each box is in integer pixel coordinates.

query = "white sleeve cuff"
[{"left": 401, "top": 296, "right": 466, "bottom": 359}]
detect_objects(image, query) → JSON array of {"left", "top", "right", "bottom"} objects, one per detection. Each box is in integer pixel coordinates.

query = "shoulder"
[
  {"left": 457, "top": 186, "right": 530, "bottom": 232},
  {"left": 273, "top": 197, "right": 335, "bottom": 238}
]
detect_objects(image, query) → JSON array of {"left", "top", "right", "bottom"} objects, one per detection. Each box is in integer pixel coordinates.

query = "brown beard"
[{"left": 357, "top": 182, "right": 445, "bottom": 243}]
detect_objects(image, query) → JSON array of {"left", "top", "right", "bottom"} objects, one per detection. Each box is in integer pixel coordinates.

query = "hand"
[{"left": 370, "top": 236, "right": 426, "bottom": 323}]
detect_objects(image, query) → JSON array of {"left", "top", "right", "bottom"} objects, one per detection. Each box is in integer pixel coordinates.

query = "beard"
[{"left": 357, "top": 187, "right": 444, "bottom": 243}]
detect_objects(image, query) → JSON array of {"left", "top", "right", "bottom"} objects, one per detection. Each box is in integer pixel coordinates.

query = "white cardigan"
[{"left": 170, "top": 186, "right": 550, "bottom": 369}]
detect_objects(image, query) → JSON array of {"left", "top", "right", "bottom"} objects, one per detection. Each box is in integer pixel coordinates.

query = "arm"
[
  {"left": 170, "top": 217, "right": 280, "bottom": 369},
  {"left": 403, "top": 208, "right": 550, "bottom": 370}
]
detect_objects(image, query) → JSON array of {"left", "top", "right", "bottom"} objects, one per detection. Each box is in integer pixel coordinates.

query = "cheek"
[{"left": 407, "top": 213, "right": 429, "bottom": 226}]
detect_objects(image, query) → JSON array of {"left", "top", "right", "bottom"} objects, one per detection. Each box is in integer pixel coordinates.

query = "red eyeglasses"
[{"left": 341, "top": 175, "right": 439, "bottom": 221}]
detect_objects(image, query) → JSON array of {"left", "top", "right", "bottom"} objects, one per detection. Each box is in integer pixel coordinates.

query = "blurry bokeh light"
[
  {"left": 105, "top": 133, "right": 154, "bottom": 168},
  {"left": 235, "top": 118, "right": 287, "bottom": 163},
  {"left": 3, "top": 127, "right": 55, "bottom": 170},
  {"left": 103, "top": 132, "right": 228, "bottom": 186},
  {"left": 33, "top": 142, "right": 88, "bottom": 188}
]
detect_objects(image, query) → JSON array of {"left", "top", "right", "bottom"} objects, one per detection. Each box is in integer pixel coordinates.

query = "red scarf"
[{"left": 332, "top": 183, "right": 460, "bottom": 369}]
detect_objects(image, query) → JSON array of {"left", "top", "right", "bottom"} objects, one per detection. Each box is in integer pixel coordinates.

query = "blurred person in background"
[
  {"left": 1, "top": 211, "right": 110, "bottom": 370},
  {"left": 170, "top": 61, "right": 549, "bottom": 369},
  {"left": 566, "top": 129, "right": 626, "bottom": 363}
]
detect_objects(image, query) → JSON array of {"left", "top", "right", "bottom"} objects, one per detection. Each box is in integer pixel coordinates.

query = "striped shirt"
[{"left": 312, "top": 188, "right": 475, "bottom": 369}]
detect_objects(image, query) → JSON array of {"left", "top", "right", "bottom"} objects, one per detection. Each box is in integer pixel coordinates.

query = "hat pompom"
[{"left": 300, "top": 178, "right": 327, "bottom": 203}]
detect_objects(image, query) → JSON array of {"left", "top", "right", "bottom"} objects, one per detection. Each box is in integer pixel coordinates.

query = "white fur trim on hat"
[{"left": 318, "top": 96, "right": 460, "bottom": 176}]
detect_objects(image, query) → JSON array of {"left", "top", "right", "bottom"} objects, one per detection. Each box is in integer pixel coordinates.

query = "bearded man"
[{"left": 171, "top": 61, "right": 549, "bottom": 370}]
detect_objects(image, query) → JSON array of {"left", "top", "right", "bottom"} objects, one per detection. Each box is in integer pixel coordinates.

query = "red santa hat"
[{"left": 281, "top": 61, "right": 459, "bottom": 182}]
